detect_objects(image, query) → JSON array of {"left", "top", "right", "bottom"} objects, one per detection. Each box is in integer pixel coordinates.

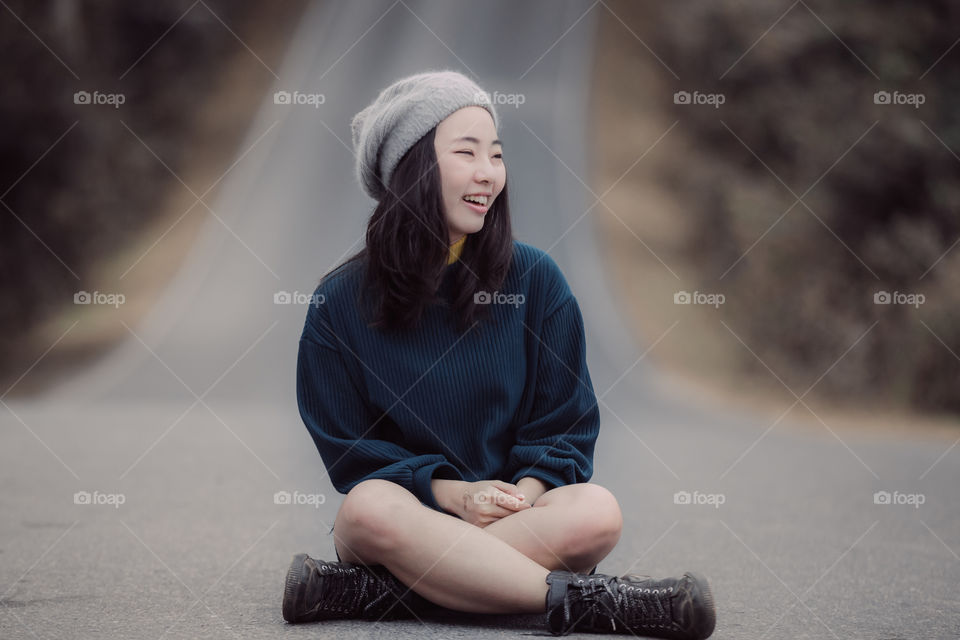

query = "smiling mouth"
[
  {"left": 462, "top": 194, "right": 490, "bottom": 206},
  {"left": 462, "top": 194, "right": 490, "bottom": 214},
  {"left": 462, "top": 198, "right": 488, "bottom": 212}
]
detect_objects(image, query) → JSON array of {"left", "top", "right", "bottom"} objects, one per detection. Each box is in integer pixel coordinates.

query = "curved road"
[{"left": 2, "top": 1, "right": 958, "bottom": 638}]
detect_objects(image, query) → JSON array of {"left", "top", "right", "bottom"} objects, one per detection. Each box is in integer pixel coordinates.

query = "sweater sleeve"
[
  {"left": 296, "top": 302, "right": 463, "bottom": 511},
  {"left": 504, "top": 296, "right": 600, "bottom": 489}
]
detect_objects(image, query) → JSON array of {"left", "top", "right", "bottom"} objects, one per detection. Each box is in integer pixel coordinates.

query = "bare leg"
[
  {"left": 333, "top": 480, "right": 549, "bottom": 614},
  {"left": 483, "top": 483, "right": 623, "bottom": 573}
]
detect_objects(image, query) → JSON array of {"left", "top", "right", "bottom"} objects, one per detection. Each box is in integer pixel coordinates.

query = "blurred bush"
[
  {"left": 601, "top": 0, "right": 960, "bottom": 413},
  {"left": 0, "top": 1, "right": 303, "bottom": 388}
]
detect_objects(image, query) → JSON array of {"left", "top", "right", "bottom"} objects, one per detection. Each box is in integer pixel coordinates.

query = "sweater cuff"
[
  {"left": 413, "top": 461, "right": 463, "bottom": 512},
  {"left": 510, "top": 467, "right": 566, "bottom": 491}
]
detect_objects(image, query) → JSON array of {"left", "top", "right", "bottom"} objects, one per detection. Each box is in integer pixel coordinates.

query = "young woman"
[{"left": 282, "top": 70, "right": 715, "bottom": 638}]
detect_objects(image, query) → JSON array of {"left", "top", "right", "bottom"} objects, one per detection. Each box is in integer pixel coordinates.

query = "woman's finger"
[
  {"left": 491, "top": 480, "right": 523, "bottom": 498},
  {"left": 489, "top": 488, "right": 529, "bottom": 511},
  {"left": 478, "top": 502, "right": 515, "bottom": 519}
]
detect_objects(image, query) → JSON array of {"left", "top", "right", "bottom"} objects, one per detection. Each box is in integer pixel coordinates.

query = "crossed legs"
[{"left": 331, "top": 479, "right": 622, "bottom": 614}]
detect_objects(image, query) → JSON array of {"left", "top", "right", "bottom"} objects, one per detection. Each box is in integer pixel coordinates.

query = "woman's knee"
[
  {"left": 554, "top": 483, "right": 623, "bottom": 558},
  {"left": 335, "top": 479, "right": 415, "bottom": 553}
]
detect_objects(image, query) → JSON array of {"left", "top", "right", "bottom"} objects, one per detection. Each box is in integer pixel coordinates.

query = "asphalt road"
[{"left": 2, "top": 1, "right": 959, "bottom": 638}]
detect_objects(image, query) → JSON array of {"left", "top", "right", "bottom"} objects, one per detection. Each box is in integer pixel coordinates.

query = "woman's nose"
[{"left": 474, "top": 159, "right": 495, "bottom": 182}]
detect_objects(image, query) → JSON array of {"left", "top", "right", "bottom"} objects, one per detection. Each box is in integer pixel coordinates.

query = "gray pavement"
[{"left": 2, "top": 1, "right": 959, "bottom": 638}]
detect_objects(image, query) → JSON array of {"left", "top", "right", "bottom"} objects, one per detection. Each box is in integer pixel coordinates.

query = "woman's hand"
[
  {"left": 431, "top": 479, "right": 530, "bottom": 527},
  {"left": 459, "top": 480, "right": 531, "bottom": 527},
  {"left": 516, "top": 476, "right": 550, "bottom": 506}
]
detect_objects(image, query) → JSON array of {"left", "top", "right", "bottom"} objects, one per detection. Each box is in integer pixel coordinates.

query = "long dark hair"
[{"left": 326, "top": 126, "right": 514, "bottom": 334}]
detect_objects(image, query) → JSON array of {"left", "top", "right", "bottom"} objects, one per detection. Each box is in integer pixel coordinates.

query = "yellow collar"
[{"left": 447, "top": 235, "right": 466, "bottom": 265}]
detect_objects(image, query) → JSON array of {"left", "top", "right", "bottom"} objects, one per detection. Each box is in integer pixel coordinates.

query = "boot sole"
[
  {"left": 685, "top": 571, "right": 716, "bottom": 639},
  {"left": 282, "top": 553, "right": 309, "bottom": 623}
]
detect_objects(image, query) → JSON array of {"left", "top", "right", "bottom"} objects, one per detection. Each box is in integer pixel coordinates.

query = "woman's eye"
[{"left": 455, "top": 150, "right": 502, "bottom": 159}]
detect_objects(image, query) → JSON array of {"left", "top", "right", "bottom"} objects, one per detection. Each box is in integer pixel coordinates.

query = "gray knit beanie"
[{"left": 350, "top": 70, "right": 500, "bottom": 201}]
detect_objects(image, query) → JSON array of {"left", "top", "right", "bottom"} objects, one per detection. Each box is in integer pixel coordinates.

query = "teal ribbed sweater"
[{"left": 296, "top": 240, "right": 600, "bottom": 512}]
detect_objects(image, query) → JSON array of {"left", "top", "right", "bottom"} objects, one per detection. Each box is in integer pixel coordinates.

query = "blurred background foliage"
[
  {"left": 593, "top": 0, "right": 960, "bottom": 415},
  {"left": 2, "top": 1, "right": 958, "bottom": 417},
  {"left": 0, "top": 1, "right": 304, "bottom": 392}
]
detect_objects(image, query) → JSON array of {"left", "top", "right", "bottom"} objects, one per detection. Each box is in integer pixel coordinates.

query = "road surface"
[{"left": 2, "top": 1, "right": 958, "bottom": 638}]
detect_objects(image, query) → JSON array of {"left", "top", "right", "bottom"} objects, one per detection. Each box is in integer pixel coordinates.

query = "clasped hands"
[{"left": 431, "top": 477, "right": 549, "bottom": 528}]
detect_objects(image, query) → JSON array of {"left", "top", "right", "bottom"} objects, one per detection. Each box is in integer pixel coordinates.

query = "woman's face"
[{"left": 434, "top": 106, "right": 505, "bottom": 244}]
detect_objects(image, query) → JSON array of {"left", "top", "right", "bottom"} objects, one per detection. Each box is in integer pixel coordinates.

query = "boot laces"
[
  {"left": 570, "top": 577, "right": 619, "bottom": 631},
  {"left": 617, "top": 579, "right": 676, "bottom": 630},
  {"left": 361, "top": 567, "right": 408, "bottom": 618},
  {"left": 309, "top": 561, "right": 369, "bottom": 616}
]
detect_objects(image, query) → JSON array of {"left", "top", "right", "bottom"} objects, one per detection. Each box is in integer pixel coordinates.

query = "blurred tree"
[
  {"left": 601, "top": 0, "right": 960, "bottom": 413},
  {"left": 0, "top": 1, "right": 304, "bottom": 391}
]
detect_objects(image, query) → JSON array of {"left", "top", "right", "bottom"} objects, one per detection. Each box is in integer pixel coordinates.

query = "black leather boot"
[
  {"left": 282, "top": 553, "right": 430, "bottom": 623},
  {"left": 545, "top": 570, "right": 716, "bottom": 638}
]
